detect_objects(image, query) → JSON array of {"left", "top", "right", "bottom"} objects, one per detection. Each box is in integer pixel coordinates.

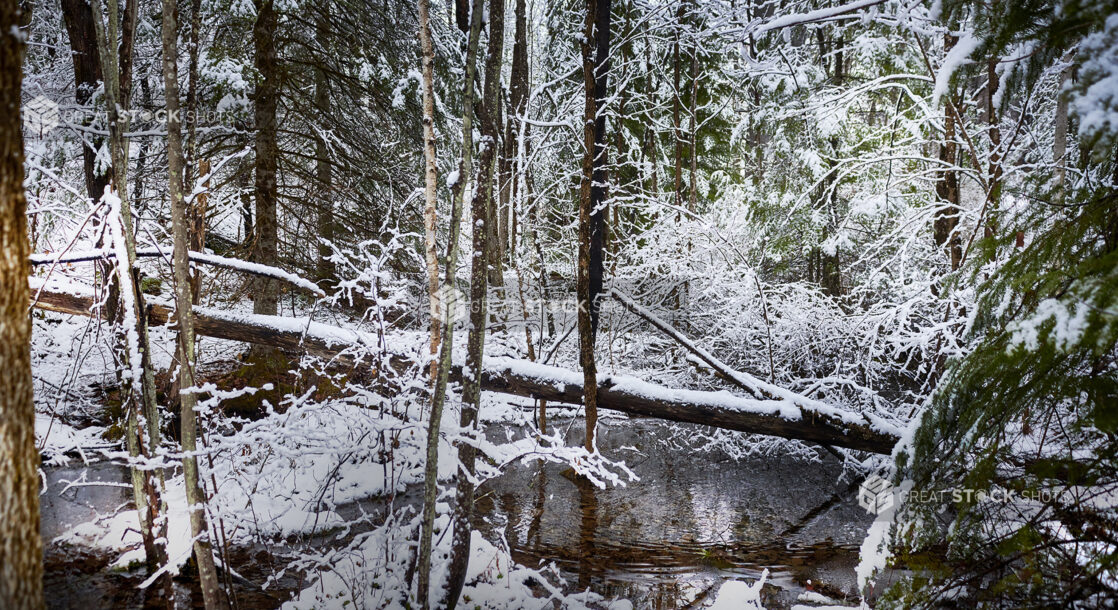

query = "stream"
[{"left": 40, "top": 417, "right": 872, "bottom": 609}]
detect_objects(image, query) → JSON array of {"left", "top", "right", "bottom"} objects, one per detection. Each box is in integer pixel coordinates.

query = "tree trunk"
[
  {"left": 984, "top": 56, "right": 1002, "bottom": 238},
  {"left": 934, "top": 34, "right": 962, "bottom": 272},
  {"left": 589, "top": 0, "right": 610, "bottom": 338},
  {"left": 507, "top": 0, "right": 529, "bottom": 264},
  {"left": 186, "top": 0, "right": 206, "bottom": 303},
  {"left": 252, "top": 0, "right": 280, "bottom": 321},
  {"left": 415, "top": 0, "right": 444, "bottom": 600},
  {"left": 444, "top": 0, "right": 503, "bottom": 604},
  {"left": 418, "top": 0, "right": 441, "bottom": 383},
  {"left": 60, "top": 0, "right": 110, "bottom": 203},
  {"left": 642, "top": 19, "right": 659, "bottom": 199},
  {"left": 672, "top": 4, "right": 682, "bottom": 210},
  {"left": 0, "top": 2, "right": 43, "bottom": 604},
  {"left": 577, "top": 0, "right": 612, "bottom": 452},
  {"left": 688, "top": 38, "right": 697, "bottom": 211},
  {"left": 160, "top": 1, "right": 223, "bottom": 606},
  {"left": 487, "top": 94, "right": 505, "bottom": 289},
  {"left": 1053, "top": 54, "right": 1073, "bottom": 199},
  {"left": 32, "top": 284, "right": 903, "bottom": 454},
  {"left": 191, "top": 158, "right": 210, "bottom": 303},
  {"left": 89, "top": 0, "right": 169, "bottom": 583},
  {"left": 314, "top": 6, "right": 336, "bottom": 290},
  {"left": 422, "top": 0, "right": 484, "bottom": 601}
]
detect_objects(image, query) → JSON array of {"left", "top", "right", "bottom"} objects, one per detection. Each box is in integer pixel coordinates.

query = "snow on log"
[
  {"left": 29, "top": 278, "right": 901, "bottom": 454},
  {"left": 30, "top": 248, "right": 325, "bottom": 296},
  {"left": 752, "top": 0, "right": 887, "bottom": 34},
  {"left": 30, "top": 277, "right": 363, "bottom": 359},
  {"left": 479, "top": 358, "right": 900, "bottom": 454},
  {"left": 608, "top": 288, "right": 885, "bottom": 433}
]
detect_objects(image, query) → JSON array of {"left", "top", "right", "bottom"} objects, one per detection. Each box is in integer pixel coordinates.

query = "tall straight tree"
[
  {"left": 89, "top": 0, "right": 169, "bottom": 580},
  {"left": 578, "top": 0, "right": 611, "bottom": 451},
  {"left": 418, "top": 0, "right": 484, "bottom": 603},
  {"left": 314, "top": 4, "right": 336, "bottom": 290},
  {"left": 159, "top": 0, "right": 223, "bottom": 606},
  {"left": 0, "top": 1, "right": 43, "bottom": 606},
  {"left": 415, "top": 0, "right": 449, "bottom": 601},
  {"left": 444, "top": 0, "right": 504, "bottom": 604},
  {"left": 252, "top": 0, "right": 280, "bottom": 321},
  {"left": 506, "top": 0, "right": 529, "bottom": 256},
  {"left": 418, "top": 0, "right": 440, "bottom": 381}
]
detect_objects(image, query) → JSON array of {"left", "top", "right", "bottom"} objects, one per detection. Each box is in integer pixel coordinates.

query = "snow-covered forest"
[{"left": 1, "top": 0, "right": 1116, "bottom": 607}]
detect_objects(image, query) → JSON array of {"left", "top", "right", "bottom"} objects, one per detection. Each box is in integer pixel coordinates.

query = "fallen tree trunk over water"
[{"left": 30, "top": 279, "right": 901, "bottom": 454}]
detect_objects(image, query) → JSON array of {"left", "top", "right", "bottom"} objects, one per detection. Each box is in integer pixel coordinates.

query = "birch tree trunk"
[
  {"left": 160, "top": 1, "right": 223, "bottom": 606},
  {"left": 419, "top": 0, "right": 484, "bottom": 602},
  {"left": 444, "top": 0, "right": 503, "bottom": 604},
  {"left": 0, "top": 2, "right": 44, "bottom": 604},
  {"left": 415, "top": 0, "right": 448, "bottom": 600},
  {"left": 89, "top": 0, "right": 169, "bottom": 582},
  {"left": 419, "top": 0, "right": 441, "bottom": 382},
  {"left": 1053, "top": 53, "right": 1073, "bottom": 198}
]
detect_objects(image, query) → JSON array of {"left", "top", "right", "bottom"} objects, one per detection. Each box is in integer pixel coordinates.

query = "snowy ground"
[{"left": 31, "top": 266, "right": 874, "bottom": 608}]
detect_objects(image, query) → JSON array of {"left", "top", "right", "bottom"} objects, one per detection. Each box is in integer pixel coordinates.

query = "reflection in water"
[
  {"left": 567, "top": 469, "right": 599, "bottom": 591},
  {"left": 478, "top": 418, "right": 873, "bottom": 608},
  {"left": 525, "top": 464, "right": 547, "bottom": 550},
  {"left": 41, "top": 417, "right": 872, "bottom": 609}
]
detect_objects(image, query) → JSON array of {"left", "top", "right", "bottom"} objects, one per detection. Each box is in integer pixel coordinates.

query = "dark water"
[
  {"left": 41, "top": 417, "right": 871, "bottom": 609},
  {"left": 476, "top": 418, "right": 871, "bottom": 608}
]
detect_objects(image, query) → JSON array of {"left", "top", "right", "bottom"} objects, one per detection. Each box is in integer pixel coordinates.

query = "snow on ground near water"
[
  {"left": 36, "top": 415, "right": 110, "bottom": 465},
  {"left": 55, "top": 476, "right": 196, "bottom": 577},
  {"left": 708, "top": 570, "right": 768, "bottom": 609}
]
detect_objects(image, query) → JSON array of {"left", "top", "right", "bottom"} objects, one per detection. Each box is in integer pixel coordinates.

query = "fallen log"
[
  {"left": 29, "top": 278, "right": 901, "bottom": 454},
  {"left": 479, "top": 359, "right": 900, "bottom": 453},
  {"left": 31, "top": 277, "right": 360, "bottom": 359},
  {"left": 30, "top": 248, "right": 325, "bottom": 296}
]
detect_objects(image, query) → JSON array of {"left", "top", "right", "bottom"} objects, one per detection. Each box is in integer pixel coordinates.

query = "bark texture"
[
  {"left": 314, "top": 6, "right": 336, "bottom": 290},
  {"left": 60, "top": 0, "right": 110, "bottom": 202},
  {"left": 934, "top": 34, "right": 962, "bottom": 271},
  {"left": 445, "top": 0, "right": 504, "bottom": 603},
  {"left": 414, "top": 0, "right": 443, "bottom": 602},
  {"left": 252, "top": 0, "right": 280, "bottom": 319},
  {"left": 422, "top": 0, "right": 484, "bottom": 602},
  {"left": 578, "top": 0, "right": 611, "bottom": 452},
  {"left": 89, "top": 0, "right": 167, "bottom": 580},
  {"left": 160, "top": 1, "right": 223, "bottom": 605},
  {"left": 0, "top": 1, "right": 44, "bottom": 604}
]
